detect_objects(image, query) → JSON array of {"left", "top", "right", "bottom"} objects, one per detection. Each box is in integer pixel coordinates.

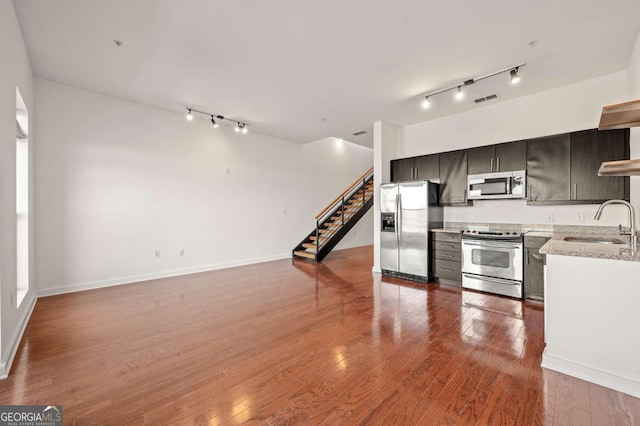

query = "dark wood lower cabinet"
[
  {"left": 524, "top": 236, "right": 549, "bottom": 301},
  {"left": 432, "top": 232, "right": 461, "bottom": 286}
]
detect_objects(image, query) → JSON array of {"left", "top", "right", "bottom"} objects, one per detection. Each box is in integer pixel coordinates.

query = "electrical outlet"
[
  {"left": 10, "top": 292, "right": 14, "bottom": 307},
  {"left": 179, "top": 249, "right": 185, "bottom": 256},
  {"left": 283, "top": 208, "right": 287, "bottom": 215},
  {"left": 546, "top": 213, "right": 554, "bottom": 222},
  {"left": 578, "top": 212, "right": 585, "bottom": 222},
  {"left": 155, "top": 250, "right": 161, "bottom": 258},
  {"left": 226, "top": 168, "right": 231, "bottom": 175}
]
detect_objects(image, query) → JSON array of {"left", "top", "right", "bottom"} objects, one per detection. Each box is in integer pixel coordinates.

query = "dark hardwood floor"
[{"left": 0, "top": 245, "right": 638, "bottom": 425}]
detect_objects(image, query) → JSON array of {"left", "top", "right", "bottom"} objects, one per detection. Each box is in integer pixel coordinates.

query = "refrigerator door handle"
[
  {"left": 397, "top": 194, "right": 403, "bottom": 245},
  {"left": 394, "top": 194, "right": 399, "bottom": 245}
]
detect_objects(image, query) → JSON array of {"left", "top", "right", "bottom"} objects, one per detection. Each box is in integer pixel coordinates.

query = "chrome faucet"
[{"left": 594, "top": 199, "right": 638, "bottom": 247}]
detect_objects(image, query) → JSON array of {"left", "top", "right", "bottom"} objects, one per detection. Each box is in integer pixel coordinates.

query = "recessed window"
[{"left": 16, "top": 88, "right": 29, "bottom": 306}]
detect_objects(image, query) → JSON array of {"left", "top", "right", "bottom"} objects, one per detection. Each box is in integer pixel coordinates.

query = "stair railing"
[{"left": 314, "top": 167, "right": 374, "bottom": 253}]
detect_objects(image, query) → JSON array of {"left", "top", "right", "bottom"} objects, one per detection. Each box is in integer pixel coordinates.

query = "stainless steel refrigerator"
[{"left": 380, "top": 181, "right": 442, "bottom": 282}]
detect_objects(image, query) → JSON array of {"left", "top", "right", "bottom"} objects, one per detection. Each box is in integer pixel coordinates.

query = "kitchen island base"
[{"left": 542, "top": 253, "right": 640, "bottom": 398}]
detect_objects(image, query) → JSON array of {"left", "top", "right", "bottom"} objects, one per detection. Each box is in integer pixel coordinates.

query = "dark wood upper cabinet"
[
  {"left": 439, "top": 150, "right": 469, "bottom": 205},
  {"left": 467, "top": 145, "right": 495, "bottom": 175},
  {"left": 414, "top": 154, "right": 440, "bottom": 180},
  {"left": 391, "top": 154, "right": 439, "bottom": 182},
  {"left": 392, "top": 128, "right": 628, "bottom": 205},
  {"left": 526, "top": 134, "right": 571, "bottom": 204},
  {"left": 467, "top": 141, "right": 526, "bottom": 174},
  {"left": 495, "top": 140, "right": 526, "bottom": 172},
  {"left": 570, "top": 129, "right": 629, "bottom": 202},
  {"left": 390, "top": 158, "right": 414, "bottom": 182}
]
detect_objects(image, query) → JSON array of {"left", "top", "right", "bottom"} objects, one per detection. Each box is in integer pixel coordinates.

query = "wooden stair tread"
[
  {"left": 319, "top": 228, "right": 337, "bottom": 234},
  {"left": 302, "top": 243, "right": 318, "bottom": 251},
  {"left": 293, "top": 250, "right": 316, "bottom": 259}
]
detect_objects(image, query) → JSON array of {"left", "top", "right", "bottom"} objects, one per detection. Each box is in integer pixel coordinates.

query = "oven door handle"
[
  {"left": 463, "top": 273, "right": 520, "bottom": 286},
  {"left": 462, "top": 241, "right": 522, "bottom": 249}
]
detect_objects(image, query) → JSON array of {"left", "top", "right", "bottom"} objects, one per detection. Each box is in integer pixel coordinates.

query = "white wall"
[
  {"left": 35, "top": 79, "right": 373, "bottom": 296},
  {"left": 399, "top": 71, "right": 634, "bottom": 227},
  {"left": 0, "top": 1, "right": 37, "bottom": 377},
  {"left": 628, "top": 32, "right": 640, "bottom": 220}
]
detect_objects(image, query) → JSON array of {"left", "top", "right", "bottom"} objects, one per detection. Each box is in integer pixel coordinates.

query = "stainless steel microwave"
[{"left": 467, "top": 170, "right": 526, "bottom": 200}]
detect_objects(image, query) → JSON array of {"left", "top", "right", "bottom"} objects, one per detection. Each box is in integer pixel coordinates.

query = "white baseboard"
[
  {"left": 37, "top": 252, "right": 292, "bottom": 298},
  {"left": 0, "top": 294, "right": 37, "bottom": 379},
  {"left": 542, "top": 349, "right": 640, "bottom": 398},
  {"left": 372, "top": 266, "right": 381, "bottom": 273}
]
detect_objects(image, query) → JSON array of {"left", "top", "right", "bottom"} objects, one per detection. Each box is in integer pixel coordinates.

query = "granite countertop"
[
  {"left": 540, "top": 233, "right": 640, "bottom": 262},
  {"left": 524, "top": 231, "right": 554, "bottom": 238},
  {"left": 431, "top": 228, "right": 464, "bottom": 234},
  {"left": 431, "top": 222, "right": 640, "bottom": 261}
]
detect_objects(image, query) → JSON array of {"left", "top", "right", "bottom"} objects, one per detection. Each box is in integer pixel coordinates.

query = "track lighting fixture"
[
  {"left": 455, "top": 86, "right": 464, "bottom": 101},
  {"left": 510, "top": 67, "right": 521, "bottom": 84},
  {"left": 185, "top": 108, "right": 248, "bottom": 134},
  {"left": 419, "top": 63, "right": 525, "bottom": 109}
]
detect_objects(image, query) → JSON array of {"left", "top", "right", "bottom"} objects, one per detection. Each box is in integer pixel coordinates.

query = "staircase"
[{"left": 293, "top": 167, "right": 374, "bottom": 262}]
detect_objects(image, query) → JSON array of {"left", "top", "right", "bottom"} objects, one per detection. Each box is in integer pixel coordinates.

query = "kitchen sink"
[{"left": 563, "top": 236, "right": 626, "bottom": 245}]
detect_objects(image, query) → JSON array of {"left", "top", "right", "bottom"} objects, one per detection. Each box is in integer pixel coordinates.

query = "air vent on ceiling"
[
  {"left": 352, "top": 130, "right": 367, "bottom": 136},
  {"left": 474, "top": 94, "right": 498, "bottom": 104}
]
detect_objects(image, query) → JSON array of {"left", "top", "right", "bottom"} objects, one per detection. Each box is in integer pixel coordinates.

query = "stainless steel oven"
[{"left": 461, "top": 231, "right": 523, "bottom": 298}]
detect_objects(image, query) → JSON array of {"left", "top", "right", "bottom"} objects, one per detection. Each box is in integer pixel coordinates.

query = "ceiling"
[{"left": 14, "top": 0, "right": 640, "bottom": 147}]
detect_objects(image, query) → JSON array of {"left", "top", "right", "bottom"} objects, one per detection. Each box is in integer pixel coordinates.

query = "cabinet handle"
[
  {"left": 497, "top": 157, "right": 500, "bottom": 172},
  {"left": 490, "top": 158, "right": 494, "bottom": 173},
  {"left": 440, "top": 268, "right": 455, "bottom": 272},
  {"left": 573, "top": 183, "right": 577, "bottom": 200}
]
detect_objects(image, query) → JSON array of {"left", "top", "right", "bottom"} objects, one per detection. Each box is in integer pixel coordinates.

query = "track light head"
[
  {"left": 241, "top": 124, "right": 248, "bottom": 134},
  {"left": 186, "top": 109, "right": 194, "bottom": 121},
  {"left": 421, "top": 96, "right": 431, "bottom": 109},
  {"left": 510, "top": 67, "right": 521, "bottom": 84},
  {"left": 211, "top": 115, "right": 218, "bottom": 128},
  {"left": 455, "top": 86, "right": 464, "bottom": 101},
  {"left": 235, "top": 123, "right": 241, "bottom": 133}
]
